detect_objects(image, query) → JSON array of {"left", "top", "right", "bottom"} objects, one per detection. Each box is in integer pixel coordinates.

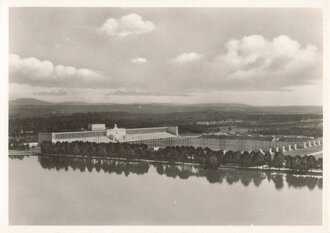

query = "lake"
[{"left": 9, "top": 155, "right": 322, "bottom": 225}]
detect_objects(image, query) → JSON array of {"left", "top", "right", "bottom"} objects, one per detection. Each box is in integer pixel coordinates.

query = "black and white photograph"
[{"left": 0, "top": 0, "right": 329, "bottom": 232}]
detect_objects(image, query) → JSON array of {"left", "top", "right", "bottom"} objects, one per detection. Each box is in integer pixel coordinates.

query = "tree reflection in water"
[
  {"left": 9, "top": 155, "right": 29, "bottom": 160},
  {"left": 271, "top": 174, "right": 284, "bottom": 190},
  {"left": 37, "top": 156, "right": 322, "bottom": 190},
  {"left": 286, "top": 174, "right": 322, "bottom": 190}
]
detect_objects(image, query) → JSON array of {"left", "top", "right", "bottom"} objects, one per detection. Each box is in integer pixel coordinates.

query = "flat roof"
[
  {"left": 278, "top": 137, "right": 315, "bottom": 142},
  {"left": 39, "top": 125, "right": 177, "bottom": 134},
  {"left": 39, "top": 129, "right": 106, "bottom": 134}
]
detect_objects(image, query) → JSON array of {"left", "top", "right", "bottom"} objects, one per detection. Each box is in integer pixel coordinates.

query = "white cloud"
[
  {"left": 9, "top": 35, "right": 321, "bottom": 95},
  {"left": 131, "top": 57, "right": 147, "bottom": 64},
  {"left": 99, "top": 14, "right": 156, "bottom": 37},
  {"left": 171, "top": 52, "right": 202, "bottom": 63},
  {"left": 9, "top": 54, "right": 104, "bottom": 88},
  {"left": 213, "top": 35, "right": 320, "bottom": 85}
]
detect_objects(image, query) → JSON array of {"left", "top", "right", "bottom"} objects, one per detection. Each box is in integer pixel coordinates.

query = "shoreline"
[{"left": 9, "top": 150, "right": 323, "bottom": 176}]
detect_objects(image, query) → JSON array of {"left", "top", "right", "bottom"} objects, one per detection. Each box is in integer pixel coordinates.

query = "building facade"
[
  {"left": 132, "top": 134, "right": 322, "bottom": 153},
  {"left": 38, "top": 124, "right": 178, "bottom": 145}
]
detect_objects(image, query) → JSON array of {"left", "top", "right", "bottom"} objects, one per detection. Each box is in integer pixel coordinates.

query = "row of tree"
[
  {"left": 8, "top": 139, "right": 29, "bottom": 150},
  {"left": 40, "top": 141, "right": 323, "bottom": 172},
  {"left": 250, "top": 127, "right": 322, "bottom": 137}
]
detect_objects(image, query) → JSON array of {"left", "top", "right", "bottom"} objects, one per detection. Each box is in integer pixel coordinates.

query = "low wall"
[{"left": 167, "top": 126, "right": 179, "bottom": 136}]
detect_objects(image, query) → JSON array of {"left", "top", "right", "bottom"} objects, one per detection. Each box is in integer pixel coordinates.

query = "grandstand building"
[
  {"left": 134, "top": 134, "right": 322, "bottom": 153},
  {"left": 38, "top": 124, "right": 178, "bottom": 145}
]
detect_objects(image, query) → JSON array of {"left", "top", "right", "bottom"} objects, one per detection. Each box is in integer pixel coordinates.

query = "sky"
[{"left": 9, "top": 8, "right": 323, "bottom": 105}]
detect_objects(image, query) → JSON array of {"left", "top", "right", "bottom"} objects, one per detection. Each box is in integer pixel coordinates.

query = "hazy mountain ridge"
[{"left": 9, "top": 98, "right": 323, "bottom": 117}]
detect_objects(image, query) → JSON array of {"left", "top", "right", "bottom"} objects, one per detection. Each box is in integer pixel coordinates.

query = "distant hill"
[
  {"left": 10, "top": 98, "right": 53, "bottom": 106},
  {"left": 9, "top": 98, "right": 323, "bottom": 117},
  {"left": 56, "top": 101, "right": 90, "bottom": 106}
]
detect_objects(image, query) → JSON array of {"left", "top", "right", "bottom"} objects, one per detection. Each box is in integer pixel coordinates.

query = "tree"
[
  {"left": 317, "top": 158, "right": 323, "bottom": 169},
  {"left": 306, "top": 155, "right": 318, "bottom": 170},
  {"left": 272, "top": 152, "right": 285, "bottom": 168},
  {"left": 264, "top": 151, "right": 272, "bottom": 166},
  {"left": 285, "top": 155, "right": 293, "bottom": 169},
  {"left": 205, "top": 154, "right": 219, "bottom": 169},
  {"left": 254, "top": 152, "right": 266, "bottom": 167}
]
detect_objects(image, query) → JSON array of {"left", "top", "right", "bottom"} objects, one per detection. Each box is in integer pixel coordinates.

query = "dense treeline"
[
  {"left": 250, "top": 127, "right": 322, "bottom": 137},
  {"left": 34, "top": 156, "right": 322, "bottom": 190},
  {"left": 9, "top": 111, "right": 322, "bottom": 137},
  {"left": 40, "top": 141, "right": 322, "bottom": 172},
  {"left": 9, "top": 139, "right": 29, "bottom": 150}
]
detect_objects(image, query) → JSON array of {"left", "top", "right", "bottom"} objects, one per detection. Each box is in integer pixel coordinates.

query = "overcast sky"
[{"left": 9, "top": 8, "right": 322, "bottom": 105}]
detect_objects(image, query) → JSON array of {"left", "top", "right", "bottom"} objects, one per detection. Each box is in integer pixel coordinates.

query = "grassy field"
[{"left": 283, "top": 145, "right": 323, "bottom": 158}]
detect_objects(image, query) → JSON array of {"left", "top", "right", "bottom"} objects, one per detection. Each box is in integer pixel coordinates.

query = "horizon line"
[{"left": 9, "top": 97, "right": 323, "bottom": 107}]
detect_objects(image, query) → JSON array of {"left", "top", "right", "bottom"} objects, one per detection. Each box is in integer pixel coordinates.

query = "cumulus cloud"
[
  {"left": 99, "top": 14, "right": 156, "bottom": 37},
  {"left": 216, "top": 35, "right": 319, "bottom": 78},
  {"left": 171, "top": 52, "right": 202, "bottom": 63},
  {"left": 153, "top": 35, "right": 321, "bottom": 92},
  {"left": 9, "top": 54, "right": 104, "bottom": 88},
  {"left": 131, "top": 57, "right": 147, "bottom": 64},
  {"left": 9, "top": 35, "right": 320, "bottom": 95},
  {"left": 208, "top": 35, "right": 321, "bottom": 89},
  {"left": 33, "top": 89, "right": 68, "bottom": 96}
]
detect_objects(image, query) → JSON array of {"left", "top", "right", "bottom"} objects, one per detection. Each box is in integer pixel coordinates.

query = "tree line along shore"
[{"left": 39, "top": 141, "right": 323, "bottom": 173}]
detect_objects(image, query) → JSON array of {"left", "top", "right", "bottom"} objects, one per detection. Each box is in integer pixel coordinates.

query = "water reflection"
[
  {"left": 9, "top": 155, "right": 29, "bottom": 160},
  {"left": 19, "top": 155, "right": 322, "bottom": 190}
]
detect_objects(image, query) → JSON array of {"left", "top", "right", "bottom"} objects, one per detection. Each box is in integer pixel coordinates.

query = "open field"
[{"left": 283, "top": 145, "right": 323, "bottom": 158}]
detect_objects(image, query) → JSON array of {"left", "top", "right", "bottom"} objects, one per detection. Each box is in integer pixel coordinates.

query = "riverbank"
[{"left": 9, "top": 150, "right": 323, "bottom": 176}]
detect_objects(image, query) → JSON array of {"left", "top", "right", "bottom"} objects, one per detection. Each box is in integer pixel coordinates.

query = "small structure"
[
  {"left": 286, "top": 145, "right": 292, "bottom": 151},
  {"left": 23, "top": 142, "right": 38, "bottom": 148}
]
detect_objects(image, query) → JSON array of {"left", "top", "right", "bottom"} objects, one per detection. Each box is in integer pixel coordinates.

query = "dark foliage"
[
  {"left": 9, "top": 111, "right": 322, "bottom": 137},
  {"left": 40, "top": 141, "right": 322, "bottom": 172}
]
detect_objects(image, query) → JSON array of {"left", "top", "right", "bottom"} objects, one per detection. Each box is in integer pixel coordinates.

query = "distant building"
[
  {"left": 136, "top": 134, "right": 322, "bottom": 152},
  {"left": 200, "top": 135, "right": 276, "bottom": 151},
  {"left": 195, "top": 135, "right": 322, "bottom": 152},
  {"left": 23, "top": 142, "right": 38, "bottom": 148},
  {"left": 38, "top": 124, "right": 178, "bottom": 145},
  {"left": 108, "top": 124, "right": 178, "bottom": 142},
  {"left": 196, "top": 120, "right": 243, "bottom": 125}
]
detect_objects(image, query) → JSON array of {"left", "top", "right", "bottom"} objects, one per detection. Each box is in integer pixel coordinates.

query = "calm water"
[{"left": 9, "top": 155, "right": 322, "bottom": 225}]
